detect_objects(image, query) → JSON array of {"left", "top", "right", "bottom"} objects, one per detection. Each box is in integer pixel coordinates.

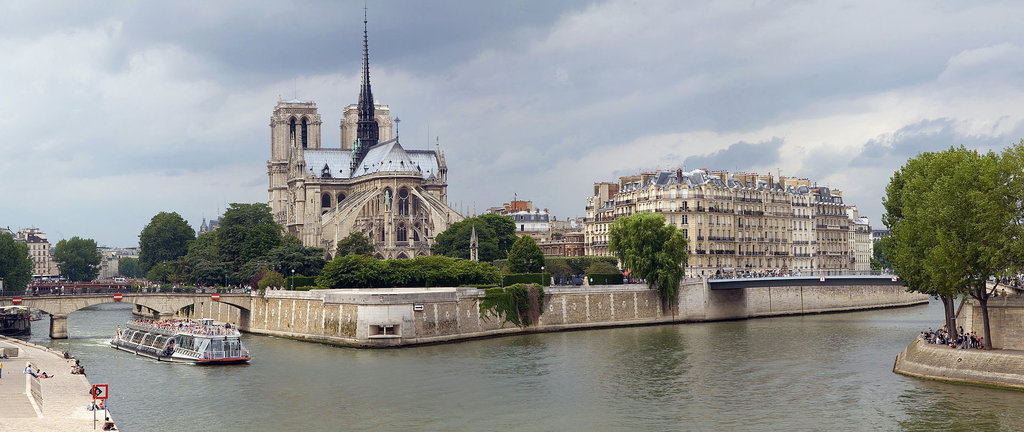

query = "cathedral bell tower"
[{"left": 351, "top": 10, "right": 379, "bottom": 174}]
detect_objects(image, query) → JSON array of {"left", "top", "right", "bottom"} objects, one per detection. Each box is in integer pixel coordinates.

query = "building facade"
[
  {"left": 267, "top": 18, "right": 461, "bottom": 259},
  {"left": 15, "top": 228, "right": 57, "bottom": 277},
  {"left": 584, "top": 169, "right": 862, "bottom": 277}
]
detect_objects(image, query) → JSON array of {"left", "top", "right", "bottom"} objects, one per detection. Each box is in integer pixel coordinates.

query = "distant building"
[
  {"left": 846, "top": 207, "right": 872, "bottom": 272},
  {"left": 539, "top": 232, "right": 585, "bottom": 258},
  {"left": 509, "top": 210, "right": 550, "bottom": 235},
  {"left": 584, "top": 168, "right": 863, "bottom": 276},
  {"left": 199, "top": 216, "right": 222, "bottom": 234},
  {"left": 15, "top": 228, "right": 57, "bottom": 277},
  {"left": 97, "top": 247, "right": 140, "bottom": 280}
]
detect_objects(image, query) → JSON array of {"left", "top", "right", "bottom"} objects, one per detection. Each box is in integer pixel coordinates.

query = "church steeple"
[{"left": 352, "top": 8, "right": 379, "bottom": 174}]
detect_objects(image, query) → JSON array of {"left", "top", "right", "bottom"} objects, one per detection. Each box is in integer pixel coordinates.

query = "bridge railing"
[{"left": 708, "top": 270, "right": 894, "bottom": 281}]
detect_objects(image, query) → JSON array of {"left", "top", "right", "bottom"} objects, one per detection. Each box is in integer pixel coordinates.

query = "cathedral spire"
[{"left": 352, "top": 6, "right": 379, "bottom": 174}]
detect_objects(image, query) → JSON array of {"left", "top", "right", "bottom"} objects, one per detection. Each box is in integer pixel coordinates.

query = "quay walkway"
[{"left": 0, "top": 336, "right": 115, "bottom": 431}]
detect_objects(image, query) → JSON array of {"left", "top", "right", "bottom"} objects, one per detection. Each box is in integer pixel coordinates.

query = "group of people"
[
  {"left": 921, "top": 326, "right": 985, "bottom": 349},
  {"left": 24, "top": 363, "right": 53, "bottom": 378},
  {"left": 127, "top": 319, "right": 237, "bottom": 336}
]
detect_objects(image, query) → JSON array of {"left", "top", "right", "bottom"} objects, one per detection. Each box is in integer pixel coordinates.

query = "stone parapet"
[{"left": 894, "top": 337, "right": 1024, "bottom": 390}]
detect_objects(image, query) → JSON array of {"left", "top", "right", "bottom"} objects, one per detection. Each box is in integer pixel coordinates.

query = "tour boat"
[{"left": 110, "top": 318, "right": 251, "bottom": 365}]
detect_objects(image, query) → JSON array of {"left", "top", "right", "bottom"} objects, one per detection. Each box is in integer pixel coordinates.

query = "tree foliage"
[
  {"left": 883, "top": 144, "right": 1024, "bottom": 349},
  {"left": 138, "top": 212, "right": 194, "bottom": 272},
  {"left": 54, "top": 236, "right": 102, "bottom": 282},
  {"left": 317, "top": 255, "right": 501, "bottom": 288},
  {"left": 258, "top": 270, "right": 286, "bottom": 291},
  {"left": 118, "top": 257, "right": 144, "bottom": 278},
  {"left": 586, "top": 261, "right": 619, "bottom": 275},
  {"left": 609, "top": 212, "right": 688, "bottom": 310},
  {"left": 508, "top": 235, "right": 544, "bottom": 273},
  {"left": 0, "top": 233, "right": 32, "bottom": 293},
  {"left": 216, "top": 203, "right": 282, "bottom": 273},
  {"left": 433, "top": 214, "right": 517, "bottom": 262},
  {"left": 335, "top": 231, "right": 375, "bottom": 257}
]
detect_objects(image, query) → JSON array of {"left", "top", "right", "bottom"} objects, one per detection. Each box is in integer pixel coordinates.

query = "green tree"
[
  {"left": 335, "top": 232, "right": 375, "bottom": 257},
  {"left": 508, "top": 235, "right": 544, "bottom": 273},
  {"left": 870, "top": 237, "right": 891, "bottom": 271},
  {"left": 883, "top": 145, "right": 1024, "bottom": 348},
  {"left": 545, "top": 260, "right": 572, "bottom": 278},
  {"left": 216, "top": 203, "right": 282, "bottom": 283},
  {"left": 138, "top": 212, "right": 195, "bottom": 273},
  {"left": 433, "top": 214, "right": 517, "bottom": 262},
  {"left": 586, "top": 261, "right": 619, "bottom": 275},
  {"left": 146, "top": 261, "right": 178, "bottom": 283},
  {"left": 0, "top": 233, "right": 32, "bottom": 294},
  {"left": 181, "top": 232, "right": 227, "bottom": 286},
  {"left": 609, "top": 212, "right": 688, "bottom": 310},
  {"left": 258, "top": 270, "right": 286, "bottom": 291},
  {"left": 53, "top": 237, "right": 102, "bottom": 282},
  {"left": 118, "top": 257, "right": 144, "bottom": 278},
  {"left": 265, "top": 235, "right": 326, "bottom": 276}
]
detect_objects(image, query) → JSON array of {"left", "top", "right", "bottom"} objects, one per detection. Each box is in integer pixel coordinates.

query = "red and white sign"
[
  {"left": 113, "top": 294, "right": 123, "bottom": 301},
  {"left": 11, "top": 297, "right": 21, "bottom": 305},
  {"left": 90, "top": 384, "right": 108, "bottom": 400},
  {"left": 211, "top": 293, "right": 220, "bottom": 301},
  {"left": 819, "top": 276, "right": 826, "bottom": 282},
  {"left": 891, "top": 275, "right": 899, "bottom": 282}
]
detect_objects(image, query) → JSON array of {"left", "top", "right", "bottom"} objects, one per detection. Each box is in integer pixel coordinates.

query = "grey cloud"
[{"left": 683, "top": 138, "right": 784, "bottom": 172}]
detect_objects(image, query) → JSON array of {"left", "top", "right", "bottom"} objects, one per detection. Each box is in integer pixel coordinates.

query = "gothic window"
[
  {"left": 396, "top": 252, "right": 408, "bottom": 259},
  {"left": 380, "top": 226, "right": 385, "bottom": 242},
  {"left": 413, "top": 224, "right": 420, "bottom": 241},
  {"left": 398, "top": 187, "right": 409, "bottom": 216},
  {"left": 321, "top": 193, "right": 331, "bottom": 208},
  {"left": 289, "top": 117, "right": 297, "bottom": 145},
  {"left": 301, "top": 117, "right": 308, "bottom": 149},
  {"left": 397, "top": 222, "right": 407, "bottom": 242},
  {"left": 338, "top": 192, "right": 346, "bottom": 203}
]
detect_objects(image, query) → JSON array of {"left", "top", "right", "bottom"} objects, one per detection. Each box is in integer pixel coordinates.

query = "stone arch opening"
[
  {"left": 321, "top": 193, "right": 332, "bottom": 209},
  {"left": 396, "top": 252, "right": 408, "bottom": 259},
  {"left": 398, "top": 187, "right": 409, "bottom": 216},
  {"left": 289, "top": 116, "right": 297, "bottom": 146},
  {"left": 397, "top": 222, "right": 407, "bottom": 242},
  {"left": 337, "top": 192, "right": 346, "bottom": 203},
  {"left": 301, "top": 116, "right": 309, "bottom": 148}
]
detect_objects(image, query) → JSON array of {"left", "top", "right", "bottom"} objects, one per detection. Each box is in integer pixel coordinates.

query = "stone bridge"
[{"left": 0, "top": 293, "right": 253, "bottom": 338}]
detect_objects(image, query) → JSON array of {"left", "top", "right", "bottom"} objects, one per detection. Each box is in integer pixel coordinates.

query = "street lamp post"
[{"left": 291, "top": 269, "right": 295, "bottom": 291}]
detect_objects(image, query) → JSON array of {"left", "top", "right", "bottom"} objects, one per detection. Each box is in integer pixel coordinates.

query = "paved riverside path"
[{"left": 0, "top": 336, "right": 115, "bottom": 431}]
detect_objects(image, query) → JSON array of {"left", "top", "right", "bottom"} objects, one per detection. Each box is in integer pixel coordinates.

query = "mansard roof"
[{"left": 303, "top": 137, "right": 441, "bottom": 180}]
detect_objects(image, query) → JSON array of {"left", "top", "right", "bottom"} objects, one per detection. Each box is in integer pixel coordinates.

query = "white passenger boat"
[{"left": 111, "top": 318, "right": 251, "bottom": 364}]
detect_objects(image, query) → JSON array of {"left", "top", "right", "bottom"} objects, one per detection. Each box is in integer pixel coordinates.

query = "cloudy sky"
[{"left": 3, "top": 0, "right": 1024, "bottom": 247}]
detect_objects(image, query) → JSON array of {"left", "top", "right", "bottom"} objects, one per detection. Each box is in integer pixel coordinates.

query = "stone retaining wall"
[
  {"left": 186, "top": 280, "right": 928, "bottom": 347},
  {"left": 894, "top": 337, "right": 1024, "bottom": 390}
]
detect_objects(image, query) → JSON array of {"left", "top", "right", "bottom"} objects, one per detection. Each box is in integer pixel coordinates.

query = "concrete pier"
[
  {"left": 894, "top": 337, "right": 1024, "bottom": 390},
  {"left": 0, "top": 336, "right": 115, "bottom": 431}
]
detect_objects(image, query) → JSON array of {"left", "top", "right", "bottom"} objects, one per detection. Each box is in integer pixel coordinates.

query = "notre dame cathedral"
[{"left": 267, "top": 16, "right": 462, "bottom": 259}]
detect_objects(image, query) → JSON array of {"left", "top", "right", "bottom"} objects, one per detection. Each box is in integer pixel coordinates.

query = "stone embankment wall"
[
  {"left": 957, "top": 295, "right": 1024, "bottom": 350},
  {"left": 186, "top": 279, "right": 927, "bottom": 347},
  {"left": 894, "top": 337, "right": 1024, "bottom": 390}
]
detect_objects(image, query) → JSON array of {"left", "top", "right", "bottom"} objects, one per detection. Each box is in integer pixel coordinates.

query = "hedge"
[
  {"left": 502, "top": 273, "right": 551, "bottom": 287},
  {"left": 587, "top": 273, "right": 624, "bottom": 285}
]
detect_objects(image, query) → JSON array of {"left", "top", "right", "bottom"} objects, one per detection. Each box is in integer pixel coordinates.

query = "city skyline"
[{"left": 3, "top": 1, "right": 1024, "bottom": 247}]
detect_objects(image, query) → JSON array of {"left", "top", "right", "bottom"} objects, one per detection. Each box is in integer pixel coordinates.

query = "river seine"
[{"left": 19, "top": 299, "right": 1024, "bottom": 431}]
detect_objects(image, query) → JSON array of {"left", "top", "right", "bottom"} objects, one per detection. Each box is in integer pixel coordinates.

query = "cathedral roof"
[{"left": 303, "top": 137, "right": 441, "bottom": 180}]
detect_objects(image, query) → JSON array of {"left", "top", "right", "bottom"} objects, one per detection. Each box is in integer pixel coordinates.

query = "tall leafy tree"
[
  {"left": 433, "top": 214, "right": 515, "bottom": 262},
  {"left": 181, "top": 232, "right": 227, "bottom": 286},
  {"left": 0, "top": 233, "right": 32, "bottom": 293},
  {"left": 216, "top": 203, "right": 282, "bottom": 283},
  {"left": 609, "top": 212, "right": 688, "bottom": 310},
  {"left": 138, "top": 212, "right": 195, "bottom": 272},
  {"left": 508, "top": 235, "right": 544, "bottom": 273},
  {"left": 54, "top": 236, "right": 102, "bottom": 282},
  {"left": 265, "top": 235, "right": 326, "bottom": 276},
  {"left": 118, "top": 257, "right": 144, "bottom": 278},
  {"left": 335, "top": 232, "right": 375, "bottom": 257}
]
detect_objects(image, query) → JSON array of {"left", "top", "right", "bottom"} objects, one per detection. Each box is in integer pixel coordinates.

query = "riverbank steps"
[
  {"left": 894, "top": 337, "right": 1024, "bottom": 390},
  {"left": 0, "top": 335, "right": 115, "bottom": 431},
  {"left": 184, "top": 279, "right": 928, "bottom": 347}
]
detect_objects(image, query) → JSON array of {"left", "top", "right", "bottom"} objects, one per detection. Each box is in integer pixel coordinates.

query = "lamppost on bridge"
[{"left": 291, "top": 269, "right": 295, "bottom": 291}]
